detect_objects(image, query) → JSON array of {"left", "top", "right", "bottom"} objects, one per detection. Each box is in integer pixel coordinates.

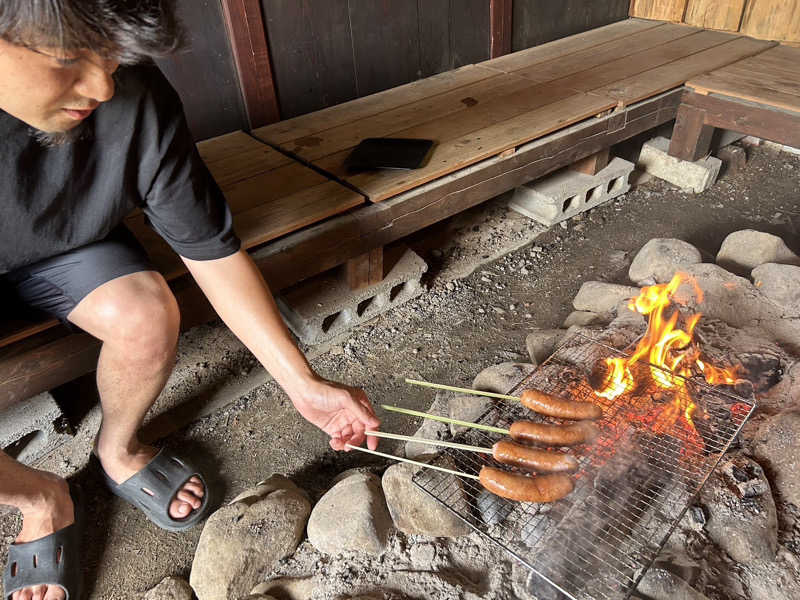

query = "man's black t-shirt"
[{"left": 0, "top": 64, "right": 241, "bottom": 274}]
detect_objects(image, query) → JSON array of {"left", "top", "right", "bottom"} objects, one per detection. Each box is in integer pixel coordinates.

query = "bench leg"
[
  {"left": 669, "top": 103, "right": 715, "bottom": 162},
  {"left": 346, "top": 247, "right": 384, "bottom": 290},
  {"left": 571, "top": 148, "right": 610, "bottom": 175}
]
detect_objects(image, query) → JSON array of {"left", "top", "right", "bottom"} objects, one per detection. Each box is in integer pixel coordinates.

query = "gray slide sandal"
[
  {"left": 3, "top": 487, "right": 82, "bottom": 600},
  {"left": 100, "top": 449, "right": 212, "bottom": 532}
]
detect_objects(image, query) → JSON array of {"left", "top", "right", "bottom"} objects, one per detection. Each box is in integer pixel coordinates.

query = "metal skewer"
[
  {"left": 365, "top": 430, "right": 492, "bottom": 454},
  {"left": 382, "top": 404, "right": 509, "bottom": 435},
  {"left": 344, "top": 443, "right": 480, "bottom": 480},
  {"left": 405, "top": 377, "right": 521, "bottom": 402}
]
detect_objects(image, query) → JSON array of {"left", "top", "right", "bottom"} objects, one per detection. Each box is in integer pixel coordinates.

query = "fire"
[{"left": 593, "top": 273, "right": 739, "bottom": 446}]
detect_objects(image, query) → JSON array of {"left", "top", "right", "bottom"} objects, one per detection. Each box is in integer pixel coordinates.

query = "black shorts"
[{"left": 1, "top": 226, "right": 155, "bottom": 323}]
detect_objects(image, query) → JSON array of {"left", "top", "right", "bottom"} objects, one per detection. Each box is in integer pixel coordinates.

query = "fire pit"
[{"left": 413, "top": 275, "right": 756, "bottom": 600}]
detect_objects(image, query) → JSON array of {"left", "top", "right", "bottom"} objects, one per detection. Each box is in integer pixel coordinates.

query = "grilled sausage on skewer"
[
  {"left": 509, "top": 420, "right": 599, "bottom": 446},
  {"left": 520, "top": 389, "right": 603, "bottom": 420},
  {"left": 492, "top": 440, "right": 578, "bottom": 473},
  {"left": 479, "top": 466, "right": 574, "bottom": 502}
]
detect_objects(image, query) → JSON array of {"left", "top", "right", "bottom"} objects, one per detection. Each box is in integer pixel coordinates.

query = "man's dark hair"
[{"left": 0, "top": 0, "right": 183, "bottom": 63}]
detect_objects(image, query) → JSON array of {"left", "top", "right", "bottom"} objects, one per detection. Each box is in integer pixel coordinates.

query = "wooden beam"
[
  {"left": 220, "top": 0, "right": 280, "bottom": 128},
  {"left": 490, "top": 0, "right": 513, "bottom": 58},
  {"left": 668, "top": 102, "right": 715, "bottom": 161},
  {"left": 571, "top": 149, "right": 610, "bottom": 175},
  {"left": 346, "top": 247, "right": 384, "bottom": 290}
]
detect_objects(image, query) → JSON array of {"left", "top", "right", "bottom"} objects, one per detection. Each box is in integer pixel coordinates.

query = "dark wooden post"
[
  {"left": 668, "top": 102, "right": 715, "bottom": 161},
  {"left": 346, "top": 247, "right": 385, "bottom": 290},
  {"left": 490, "top": 0, "right": 513, "bottom": 58}
]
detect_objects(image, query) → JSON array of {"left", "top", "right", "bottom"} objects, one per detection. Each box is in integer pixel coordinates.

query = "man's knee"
[{"left": 71, "top": 271, "right": 180, "bottom": 362}]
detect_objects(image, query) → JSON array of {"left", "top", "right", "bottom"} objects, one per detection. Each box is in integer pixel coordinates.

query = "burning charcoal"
[
  {"left": 476, "top": 488, "right": 514, "bottom": 526},
  {"left": 690, "top": 505, "right": 706, "bottom": 526},
  {"left": 721, "top": 459, "right": 769, "bottom": 499},
  {"left": 737, "top": 353, "right": 784, "bottom": 392}
]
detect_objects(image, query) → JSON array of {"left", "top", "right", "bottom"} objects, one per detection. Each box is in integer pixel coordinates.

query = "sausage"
[
  {"left": 520, "top": 389, "right": 603, "bottom": 420},
  {"left": 492, "top": 440, "right": 578, "bottom": 473},
  {"left": 509, "top": 420, "right": 599, "bottom": 446},
  {"left": 479, "top": 466, "right": 574, "bottom": 503}
]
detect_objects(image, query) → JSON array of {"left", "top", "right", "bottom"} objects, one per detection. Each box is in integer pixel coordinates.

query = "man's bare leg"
[{"left": 66, "top": 271, "right": 204, "bottom": 517}]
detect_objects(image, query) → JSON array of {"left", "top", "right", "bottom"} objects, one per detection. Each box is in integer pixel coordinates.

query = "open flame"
[{"left": 593, "top": 273, "right": 739, "bottom": 448}]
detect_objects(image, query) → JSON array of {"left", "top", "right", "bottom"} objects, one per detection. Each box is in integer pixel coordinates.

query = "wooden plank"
[
  {"left": 490, "top": 0, "right": 513, "bottom": 58},
  {"left": 629, "top": 0, "right": 689, "bottom": 21},
  {"left": 450, "top": 0, "right": 492, "bottom": 66},
  {"left": 261, "top": 0, "right": 358, "bottom": 119},
  {"left": 553, "top": 29, "right": 738, "bottom": 93},
  {"left": 155, "top": 0, "right": 248, "bottom": 139},
  {"left": 511, "top": 23, "right": 701, "bottom": 83},
  {"left": 592, "top": 36, "right": 777, "bottom": 105},
  {"left": 684, "top": 0, "right": 746, "bottom": 30},
  {"left": 346, "top": 247, "right": 384, "bottom": 290},
  {"left": 571, "top": 149, "right": 611, "bottom": 175},
  {"left": 512, "top": 0, "right": 631, "bottom": 50},
  {"left": 220, "top": 0, "right": 280, "bottom": 127},
  {"left": 418, "top": 0, "right": 452, "bottom": 77},
  {"left": 254, "top": 64, "right": 498, "bottom": 146},
  {"left": 668, "top": 103, "right": 715, "bottom": 160},
  {"left": 483, "top": 18, "right": 663, "bottom": 73},
  {"left": 0, "top": 319, "right": 60, "bottom": 350},
  {"left": 196, "top": 131, "right": 292, "bottom": 188},
  {"left": 740, "top": 0, "right": 800, "bottom": 42}
]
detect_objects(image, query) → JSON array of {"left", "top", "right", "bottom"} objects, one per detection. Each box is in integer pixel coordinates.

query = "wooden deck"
[{"left": 253, "top": 18, "right": 775, "bottom": 203}]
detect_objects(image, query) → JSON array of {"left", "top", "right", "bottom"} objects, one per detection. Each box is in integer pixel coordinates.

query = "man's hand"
[{"left": 288, "top": 377, "right": 380, "bottom": 451}]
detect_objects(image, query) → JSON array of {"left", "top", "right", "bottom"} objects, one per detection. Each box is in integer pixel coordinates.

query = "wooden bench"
[
  {"left": 0, "top": 18, "right": 782, "bottom": 410},
  {"left": 668, "top": 45, "right": 800, "bottom": 161}
]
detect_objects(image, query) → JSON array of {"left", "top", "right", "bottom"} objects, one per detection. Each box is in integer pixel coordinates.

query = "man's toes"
[
  {"left": 14, "top": 588, "right": 32, "bottom": 600},
  {"left": 183, "top": 479, "right": 205, "bottom": 498},
  {"left": 176, "top": 489, "right": 202, "bottom": 508},
  {"left": 30, "top": 584, "right": 47, "bottom": 600},
  {"left": 43, "top": 585, "right": 67, "bottom": 600}
]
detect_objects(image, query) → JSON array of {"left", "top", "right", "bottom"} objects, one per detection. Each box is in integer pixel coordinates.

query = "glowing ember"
[{"left": 593, "top": 272, "right": 739, "bottom": 445}]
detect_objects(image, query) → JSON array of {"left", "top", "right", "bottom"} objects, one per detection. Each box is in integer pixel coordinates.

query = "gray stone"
[
  {"left": 753, "top": 411, "right": 800, "bottom": 506},
  {"left": 752, "top": 263, "right": 800, "bottom": 314},
  {"left": 635, "top": 568, "right": 709, "bottom": 600},
  {"left": 472, "top": 361, "right": 535, "bottom": 395},
  {"left": 0, "top": 392, "right": 72, "bottom": 465},
  {"left": 525, "top": 328, "right": 566, "bottom": 364},
  {"left": 637, "top": 136, "right": 721, "bottom": 193},
  {"left": 698, "top": 455, "right": 777, "bottom": 564},
  {"left": 277, "top": 248, "right": 428, "bottom": 344},
  {"left": 190, "top": 475, "right": 311, "bottom": 600},
  {"left": 572, "top": 281, "right": 640, "bottom": 313},
  {"left": 628, "top": 238, "right": 703, "bottom": 285},
  {"left": 144, "top": 576, "right": 193, "bottom": 600},
  {"left": 562, "top": 310, "right": 609, "bottom": 328},
  {"left": 448, "top": 393, "right": 491, "bottom": 436},
  {"left": 251, "top": 577, "right": 316, "bottom": 600},
  {"left": 307, "top": 472, "right": 392, "bottom": 555},
  {"left": 405, "top": 392, "right": 450, "bottom": 460},
  {"left": 610, "top": 299, "right": 646, "bottom": 330},
  {"left": 738, "top": 558, "right": 800, "bottom": 600},
  {"left": 509, "top": 157, "right": 634, "bottom": 226},
  {"left": 382, "top": 461, "right": 470, "bottom": 537},
  {"left": 716, "top": 230, "right": 800, "bottom": 276}
]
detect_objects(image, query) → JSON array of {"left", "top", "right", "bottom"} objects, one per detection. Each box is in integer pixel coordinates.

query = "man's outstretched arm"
[{"left": 182, "top": 249, "right": 380, "bottom": 450}]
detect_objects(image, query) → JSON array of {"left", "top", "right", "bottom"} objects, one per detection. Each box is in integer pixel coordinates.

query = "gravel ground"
[{"left": 1, "top": 142, "right": 798, "bottom": 598}]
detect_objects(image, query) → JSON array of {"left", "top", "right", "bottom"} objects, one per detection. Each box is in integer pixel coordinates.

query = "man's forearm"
[{"left": 182, "top": 250, "right": 317, "bottom": 398}]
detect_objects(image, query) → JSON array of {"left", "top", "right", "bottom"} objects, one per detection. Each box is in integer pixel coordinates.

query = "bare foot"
[
  {"left": 96, "top": 441, "right": 204, "bottom": 520},
  {"left": 11, "top": 472, "right": 73, "bottom": 600}
]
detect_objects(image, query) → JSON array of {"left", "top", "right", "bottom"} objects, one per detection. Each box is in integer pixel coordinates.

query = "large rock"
[
  {"left": 307, "top": 472, "right": 392, "bottom": 555},
  {"left": 449, "top": 393, "right": 492, "bottom": 436},
  {"left": 716, "top": 230, "right": 800, "bottom": 276},
  {"left": 572, "top": 281, "right": 640, "bottom": 314},
  {"left": 405, "top": 392, "right": 450, "bottom": 460},
  {"left": 738, "top": 557, "right": 800, "bottom": 600},
  {"left": 525, "top": 329, "right": 566, "bottom": 364},
  {"left": 698, "top": 456, "right": 777, "bottom": 564},
  {"left": 563, "top": 310, "right": 609, "bottom": 328},
  {"left": 144, "top": 576, "right": 193, "bottom": 600},
  {"left": 753, "top": 411, "right": 800, "bottom": 506},
  {"left": 751, "top": 263, "right": 800, "bottom": 314},
  {"left": 190, "top": 475, "right": 311, "bottom": 600},
  {"left": 251, "top": 578, "right": 315, "bottom": 600},
  {"left": 628, "top": 238, "right": 703, "bottom": 285},
  {"left": 382, "top": 461, "right": 470, "bottom": 537},
  {"left": 472, "top": 361, "right": 535, "bottom": 394},
  {"left": 635, "top": 568, "right": 709, "bottom": 600}
]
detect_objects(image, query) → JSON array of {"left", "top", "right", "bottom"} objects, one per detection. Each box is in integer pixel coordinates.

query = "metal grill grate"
[{"left": 412, "top": 332, "right": 755, "bottom": 600}]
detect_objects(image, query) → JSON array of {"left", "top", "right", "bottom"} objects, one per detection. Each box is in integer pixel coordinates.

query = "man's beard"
[{"left": 32, "top": 122, "right": 90, "bottom": 147}]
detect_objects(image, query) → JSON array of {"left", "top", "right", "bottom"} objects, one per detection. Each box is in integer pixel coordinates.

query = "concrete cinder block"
[
  {"left": 509, "top": 157, "right": 634, "bottom": 226},
  {"left": 0, "top": 392, "right": 72, "bottom": 464},
  {"left": 278, "top": 248, "right": 428, "bottom": 345},
  {"left": 637, "top": 136, "right": 721, "bottom": 193}
]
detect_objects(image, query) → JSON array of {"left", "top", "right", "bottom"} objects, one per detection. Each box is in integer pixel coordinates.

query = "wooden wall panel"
[
  {"left": 630, "top": 0, "right": 689, "bottom": 21},
  {"left": 262, "top": 0, "right": 358, "bottom": 119},
  {"left": 512, "top": 0, "right": 630, "bottom": 50},
  {"left": 741, "top": 0, "right": 800, "bottom": 41},
  {"left": 685, "top": 0, "right": 746, "bottom": 30},
  {"left": 156, "top": 0, "right": 248, "bottom": 140}
]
